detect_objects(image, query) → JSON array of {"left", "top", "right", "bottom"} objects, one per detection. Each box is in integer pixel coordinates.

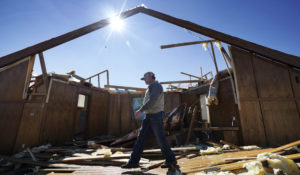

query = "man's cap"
[{"left": 141, "top": 72, "right": 155, "bottom": 80}]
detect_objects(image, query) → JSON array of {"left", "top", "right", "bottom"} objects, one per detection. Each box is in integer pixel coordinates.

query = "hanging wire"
[{"left": 184, "top": 28, "right": 206, "bottom": 41}]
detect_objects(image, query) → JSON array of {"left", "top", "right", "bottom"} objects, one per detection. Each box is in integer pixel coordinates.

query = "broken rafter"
[
  {"left": 104, "top": 84, "right": 146, "bottom": 91},
  {"left": 210, "top": 42, "right": 219, "bottom": 73},
  {"left": 139, "top": 7, "right": 300, "bottom": 68},
  {"left": 160, "top": 39, "right": 217, "bottom": 49},
  {"left": 38, "top": 52, "right": 49, "bottom": 90},
  {"left": 0, "top": 6, "right": 144, "bottom": 68},
  {"left": 85, "top": 69, "right": 109, "bottom": 88},
  {"left": 160, "top": 80, "right": 203, "bottom": 84},
  {"left": 180, "top": 72, "right": 203, "bottom": 80}
]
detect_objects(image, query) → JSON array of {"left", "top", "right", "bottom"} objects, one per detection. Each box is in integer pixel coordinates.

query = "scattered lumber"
[
  {"left": 1, "top": 134, "right": 299, "bottom": 175},
  {"left": 60, "top": 154, "right": 131, "bottom": 162}
]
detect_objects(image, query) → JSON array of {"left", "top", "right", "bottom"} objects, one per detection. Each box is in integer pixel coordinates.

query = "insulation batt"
[
  {"left": 242, "top": 145, "right": 261, "bottom": 150},
  {"left": 92, "top": 149, "right": 112, "bottom": 156},
  {"left": 222, "top": 144, "right": 231, "bottom": 150},
  {"left": 257, "top": 152, "right": 300, "bottom": 175},
  {"left": 214, "top": 41, "right": 222, "bottom": 50},
  {"left": 202, "top": 42, "right": 209, "bottom": 51},
  {"left": 103, "top": 150, "right": 112, "bottom": 157},
  {"left": 240, "top": 161, "right": 270, "bottom": 175},
  {"left": 113, "top": 151, "right": 123, "bottom": 155},
  {"left": 200, "top": 147, "right": 223, "bottom": 155}
]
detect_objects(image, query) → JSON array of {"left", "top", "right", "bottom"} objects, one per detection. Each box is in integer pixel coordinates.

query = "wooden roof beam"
[
  {"left": 160, "top": 39, "right": 216, "bottom": 49},
  {"left": 0, "top": 6, "right": 144, "bottom": 68},
  {"left": 139, "top": 8, "right": 300, "bottom": 68},
  {"left": 1, "top": 6, "right": 299, "bottom": 68}
]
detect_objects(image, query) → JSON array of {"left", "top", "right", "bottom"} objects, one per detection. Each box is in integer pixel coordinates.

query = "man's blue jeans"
[{"left": 128, "top": 111, "right": 176, "bottom": 164}]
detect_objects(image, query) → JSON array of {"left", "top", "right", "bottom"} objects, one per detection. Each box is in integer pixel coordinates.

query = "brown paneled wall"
[
  {"left": 11, "top": 79, "right": 110, "bottom": 152},
  {"left": 0, "top": 61, "right": 198, "bottom": 154},
  {"left": 106, "top": 91, "right": 197, "bottom": 136},
  {"left": 14, "top": 103, "right": 44, "bottom": 152},
  {"left": 0, "top": 57, "right": 33, "bottom": 154},
  {"left": 107, "top": 93, "right": 144, "bottom": 136},
  {"left": 39, "top": 80, "right": 78, "bottom": 145},
  {"left": 38, "top": 80, "right": 110, "bottom": 145},
  {"left": 230, "top": 46, "right": 300, "bottom": 146}
]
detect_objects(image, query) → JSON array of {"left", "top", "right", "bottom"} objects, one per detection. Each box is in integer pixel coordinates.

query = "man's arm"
[{"left": 140, "top": 83, "right": 162, "bottom": 112}]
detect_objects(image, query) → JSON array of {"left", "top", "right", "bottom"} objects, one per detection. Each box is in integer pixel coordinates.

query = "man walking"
[{"left": 122, "top": 72, "right": 177, "bottom": 169}]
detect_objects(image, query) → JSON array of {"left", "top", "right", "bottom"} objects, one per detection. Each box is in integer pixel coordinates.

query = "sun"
[{"left": 110, "top": 16, "right": 124, "bottom": 31}]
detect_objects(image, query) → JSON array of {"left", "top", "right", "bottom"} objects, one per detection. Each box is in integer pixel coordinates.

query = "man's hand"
[{"left": 134, "top": 110, "right": 142, "bottom": 119}]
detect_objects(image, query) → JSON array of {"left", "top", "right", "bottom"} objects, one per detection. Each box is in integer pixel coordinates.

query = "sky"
[{"left": 0, "top": 0, "right": 300, "bottom": 89}]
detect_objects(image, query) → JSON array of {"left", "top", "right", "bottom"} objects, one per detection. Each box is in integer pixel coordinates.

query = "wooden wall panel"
[
  {"left": 230, "top": 46, "right": 267, "bottom": 146},
  {"left": 231, "top": 47, "right": 258, "bottom": 100},
  {"left": 107, "top": 94, "right": 121, "bottom": 136},
  {"left": 239, "top": 101, "right": 267, "bottom": 146},
  {"left": 290, "top": 69, "right": 300, "bottom": 98},
  {"left": 120, "top": 94, "right": 132, "bottom": 134},
  {"left": 40, "top": 80, "right": 77, "bottom": 144},
  {"left": 180, "top": 93, "right": 198, "bottom": 107},
  {"left": 87, "top": 90, "right": 109, "bottom": 137},
  {"left": 0, "top": 103, "right": 24, "bottom": 154},
  {"left": 231, "top": 45, "right": 300, "bottom": 146},
  {"left": 14, "top": 103, "right": 44, "bottom": 152},
  {"left": 164, "top": 92, "right": 181, "bottom": 113},
  {"left": 209, "top": 78, "right": 240, "bottom": 127},
  {"left": 252, "top": 55, "right": 300, "bottom": 146},
  {"left": 253, "top": 57, "right": 293, "bottom": 98},
  {"left": 0, "top": 58, "right": 30, "bottom": 101},
  {"left": 262, "top": 101, "right": 300, "bottom": 146},
  {"left": 209, "top": 78, "right": 241, "bottom": 145}
]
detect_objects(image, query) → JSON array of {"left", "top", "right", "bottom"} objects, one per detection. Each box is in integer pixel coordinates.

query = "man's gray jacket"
[{"left": 140, "top": 81, "right": 164, "bottom": 114}]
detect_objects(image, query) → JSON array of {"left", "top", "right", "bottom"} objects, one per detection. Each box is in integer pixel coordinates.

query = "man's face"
[{"left": 144, "top": 75, "right": 153, "bottom": 85}]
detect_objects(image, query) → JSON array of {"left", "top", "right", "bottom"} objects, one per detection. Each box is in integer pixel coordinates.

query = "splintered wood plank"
[
  {"left": 178, "top": 149, "right": 273, "bottom": 173},
  {"left": 193, "top": 153, "right": 300, "bottom": 174},
  {"left": 61, "top": 154, "right": 131, "bottom": 162},
  {"left": 270, "top": 140, "right": 300, "bottom": 153},
  {"left": 185, "top": 106, "right": 197, "bottom": 144},
  {"left": 149, "top": 139, "right": 300, "bottom": 174},
  {"left": 165, "top": 140, "right": 300, "bottom": 174}
]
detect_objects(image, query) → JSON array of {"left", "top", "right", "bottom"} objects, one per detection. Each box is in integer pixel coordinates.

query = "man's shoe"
[
  {"left": 160, "top": 162, "right": 177, "bottom": 168},
  {"left": 121, "top": 163, "right": 139, "bottom": 169}
]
